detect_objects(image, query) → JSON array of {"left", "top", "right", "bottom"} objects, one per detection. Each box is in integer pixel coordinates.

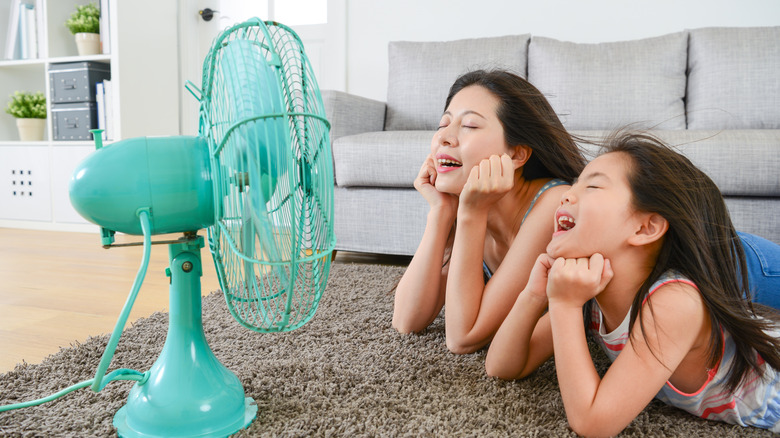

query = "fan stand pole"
[{"left": 113, "top": 236, "right": 257, "bottom": 438}]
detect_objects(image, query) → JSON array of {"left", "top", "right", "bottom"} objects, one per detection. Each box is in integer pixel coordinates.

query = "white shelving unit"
[{"left": 0, "top": 0, "right": 180, "bottom": 231}]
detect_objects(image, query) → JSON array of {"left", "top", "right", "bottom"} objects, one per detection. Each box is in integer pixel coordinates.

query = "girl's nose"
[{"left": 561, "top": 188, "right": 575, "bottom": 205}]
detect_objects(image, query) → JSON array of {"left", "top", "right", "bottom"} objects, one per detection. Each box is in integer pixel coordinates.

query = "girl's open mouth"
[
  {"left": 554, "top": 210, "right": 576, "bottom": 236},
  {"left": 436, "top": 154, "right": 462, "bottom": 173}
]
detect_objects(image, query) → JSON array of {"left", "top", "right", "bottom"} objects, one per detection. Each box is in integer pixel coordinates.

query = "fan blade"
[{"left": 223, "top": 38, "right": 289, "bottom": 203}]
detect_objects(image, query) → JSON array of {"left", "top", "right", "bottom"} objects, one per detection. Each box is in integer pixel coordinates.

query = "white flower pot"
[
  {"left": 75, "top": 32, "right": 100, "bottom": 56},
  {"left": 16, "top": 118, "right": 45, "bottom": 141}
]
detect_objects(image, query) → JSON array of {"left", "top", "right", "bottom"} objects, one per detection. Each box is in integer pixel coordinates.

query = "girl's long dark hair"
[
  {"left": 594, "top": 130, "right": 780, "bottom": 393},
  {"left": 445, "top": 69, "right": 586, "bottom": 183}
]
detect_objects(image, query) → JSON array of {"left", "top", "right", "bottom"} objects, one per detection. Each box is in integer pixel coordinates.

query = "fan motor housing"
[{"left": 69, "top": 136, "right": 215, "bottom": 235}]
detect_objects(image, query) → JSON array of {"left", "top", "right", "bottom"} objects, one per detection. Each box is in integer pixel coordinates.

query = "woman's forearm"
[
  {"left": 393, "top": 208, "right": 455, "bottom": 333},
  {"left": 444, "top": 208, "right": 491, "bottom": 353}
]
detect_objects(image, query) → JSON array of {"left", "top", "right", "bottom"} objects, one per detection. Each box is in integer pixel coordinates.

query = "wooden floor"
[{"left": 0, "top": 227, "right": 410, "bottom": 373}]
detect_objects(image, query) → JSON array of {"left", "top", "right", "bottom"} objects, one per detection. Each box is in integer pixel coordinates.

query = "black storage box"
[
  {"left": 49, "top": 61, "right": 111, "bottom": 103},
  {"left": 52, "top": 102, "right": 97, "bottom": 140}
]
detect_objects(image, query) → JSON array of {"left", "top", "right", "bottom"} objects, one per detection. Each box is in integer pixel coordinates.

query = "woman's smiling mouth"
[{"left": 436, "top": 153, "right": 463, "bottom": 173}]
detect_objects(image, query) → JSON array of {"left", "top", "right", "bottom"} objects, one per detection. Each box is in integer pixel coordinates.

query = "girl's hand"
[
  {"left": 546, "top": 254, "right": 613, "bottom": 308},
  {"left": 525, "top": 253, "right": 555, "bottom": 303},
  {"left": 459, "top": 154, "right": 514, "bottom": 211},
  {"left": 414, "top": 154, "right": 458, "bottom": 213}
]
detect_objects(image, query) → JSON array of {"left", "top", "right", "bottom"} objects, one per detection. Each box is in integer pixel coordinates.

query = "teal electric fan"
[{"left": 67, "top": 19, "right": 335, "bottom": 437}]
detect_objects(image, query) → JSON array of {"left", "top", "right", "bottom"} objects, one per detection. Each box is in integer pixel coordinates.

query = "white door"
[{"left": 178, "top": 0, "right": 345, "bottom": 135}]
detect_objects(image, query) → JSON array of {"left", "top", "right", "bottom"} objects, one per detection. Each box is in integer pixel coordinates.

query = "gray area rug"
[{"left": 0, "top": 263, "right": 774, "bottom": 437}]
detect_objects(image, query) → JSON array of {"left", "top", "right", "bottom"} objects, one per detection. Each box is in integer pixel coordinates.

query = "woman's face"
[
  {"left": 431, "top": 85, "right": 510, "bottom": 194},
  {"left": 546, "top": 152, "right": 643, "bottom": 259}
]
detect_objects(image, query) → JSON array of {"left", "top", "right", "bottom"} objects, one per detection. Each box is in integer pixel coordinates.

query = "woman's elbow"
[
  {"left": 391, "top": 319, "right": 414, "bottom": 334},
  {"left": 392, "top": 314, "right": 426, "bottom": 334}
]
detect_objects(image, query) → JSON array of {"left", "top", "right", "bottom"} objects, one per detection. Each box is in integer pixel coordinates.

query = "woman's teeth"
[
  {"left": 557, "top": 215, "right": 576, "bottom": 231},
  {"left": 437, "top": 159, "right": 462, "bottom": 167}
]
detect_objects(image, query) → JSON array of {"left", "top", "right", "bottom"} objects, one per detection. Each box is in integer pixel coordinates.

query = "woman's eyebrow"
[{"left": 442, "top": 109, "right": 487, "bottom": 119}]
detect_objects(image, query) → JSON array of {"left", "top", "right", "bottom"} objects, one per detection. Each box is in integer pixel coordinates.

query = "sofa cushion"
[
  {"left": 723, "top": 198, "right": 780, "bottom": 246},
  {"left": 334, "top": 187, "right": 427, "bottom": 256},
  {"left": 570, "top": 129, "right": 780, "bottom": 197},
  {"left": 386, "top": 35, "right": 529, "bottom": 131},
  {"left": 528, "top": 33, "right": 688, "bottom": 130},
  {"left": 687, "top": 26, "right": 780, "bottom": 130},
  {"left": 333, "top": 131, "right": 432, "bottom": 187},
  {"left": 336, "top": 128, "right": 780, "bottom": 195}
]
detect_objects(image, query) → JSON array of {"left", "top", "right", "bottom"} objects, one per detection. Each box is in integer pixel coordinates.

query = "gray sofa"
[{"left": 323, "top": 26, "right": 780, "bottom": 256}]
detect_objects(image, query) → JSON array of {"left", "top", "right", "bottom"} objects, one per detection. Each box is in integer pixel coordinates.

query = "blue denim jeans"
[{"left": 738, "top": 232, "right": 780, "bottom": 311}]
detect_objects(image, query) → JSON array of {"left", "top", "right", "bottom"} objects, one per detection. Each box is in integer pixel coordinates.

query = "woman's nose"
[{"left": 438, "top": 125, "right": 457, "bottom": 147}]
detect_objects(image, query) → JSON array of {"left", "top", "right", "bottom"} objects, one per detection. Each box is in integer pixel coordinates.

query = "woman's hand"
[
  {"left": 414, "top": 154, "right": 458, "bottom": 214},
  {"left": 546, "top": 254, "right": 613, "bottom": 308},
  {"left": 459, "top": 154, "right": 514, "bottom": 212}
]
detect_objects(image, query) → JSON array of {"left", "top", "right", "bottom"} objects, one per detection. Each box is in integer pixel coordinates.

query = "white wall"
[{"left": 345, "top": 0, "right": 780, "bottom": 101}]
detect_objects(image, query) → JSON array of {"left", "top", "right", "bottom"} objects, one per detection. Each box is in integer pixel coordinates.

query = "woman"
[{"left": 392, "top": 69, "right": 586, "bottom": 354}]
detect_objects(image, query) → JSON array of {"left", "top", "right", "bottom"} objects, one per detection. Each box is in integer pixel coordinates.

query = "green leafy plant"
[
  {"left": 65, "top": 2, "right": 100, "bottom": 35},
  {"left": 5, "top": 91, "right": 47, "bottom": 119}
]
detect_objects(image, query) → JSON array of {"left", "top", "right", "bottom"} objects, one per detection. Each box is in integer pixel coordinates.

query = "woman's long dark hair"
[
  {"left": 445, "top": 69, "right": 586, "bottom": 183},
  {"left": 595, "top": 130, "right": 780, "bottom": 393}
]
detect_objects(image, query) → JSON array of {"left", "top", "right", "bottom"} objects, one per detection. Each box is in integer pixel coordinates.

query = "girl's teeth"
[
  {"left": 558, "top": 215, "right": 575, "bottom": 230},
  {"left": 438, "top": 159, "right": 462, "bottom": 166}
]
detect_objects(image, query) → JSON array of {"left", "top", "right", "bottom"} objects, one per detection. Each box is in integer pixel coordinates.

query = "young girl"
[
  {"left": 392, "top": 70, "right": 586, "bottom": 354},
  {"left": 486, "top": 131, "right": 780, "bottom": 435}
]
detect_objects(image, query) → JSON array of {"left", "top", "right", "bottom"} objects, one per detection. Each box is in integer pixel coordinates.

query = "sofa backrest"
[
  {"left": 385, "top": 35, "right": 529, "bottom": 131},
  {"left": 686, "top": 26, "right": 780, "bottom": 130},
  {"left": 385, "top": 26, "right": 780, "bottom": 132},
  {"left": 528, "top": 32, "right": 688, "bottom": 130}
]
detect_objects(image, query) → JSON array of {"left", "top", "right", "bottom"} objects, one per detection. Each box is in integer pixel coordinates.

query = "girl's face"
[
  {"left": 431, "top": 85, "right": 511, "bottom": 194},
  {"left": 546, "top": 152, "right": 644, "bottom": 259}
]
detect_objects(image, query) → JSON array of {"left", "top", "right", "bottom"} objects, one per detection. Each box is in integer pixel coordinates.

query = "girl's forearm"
[
  {"left": 445, "top": 208, "right": 490, "bottom": 353},
  {"left": 393, "top": 208, "right": 455, "bottom": 333},
  {"left": 485, "top": 290, "right": 549, "bottom": 379},
  {"left": 548, "top": 303, "right": 603, "bottom": 434}
]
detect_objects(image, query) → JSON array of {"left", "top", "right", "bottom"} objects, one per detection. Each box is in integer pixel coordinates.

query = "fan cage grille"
[{"left": 202, "top": 20, "right": 335, "bottom": 333}]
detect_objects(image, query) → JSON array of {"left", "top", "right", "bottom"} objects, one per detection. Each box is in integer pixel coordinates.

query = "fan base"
[
  {"left": 113, "top": 237, "right": 258, "bottom": 437},
  {"left": 113, "top": 397, "right": 257, "bottom": 438}
]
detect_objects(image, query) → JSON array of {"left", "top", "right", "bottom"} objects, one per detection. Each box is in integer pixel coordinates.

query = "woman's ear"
[
  {"left": 510, "top": 145, "right": 532, "bottom": 170},
  {"left": 628, "top": 213, "right": 668, "bottom": 247}
]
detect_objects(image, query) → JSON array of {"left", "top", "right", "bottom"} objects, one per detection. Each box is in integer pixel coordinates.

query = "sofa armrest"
[{"left": 321, "top": 90, "right": 387, "bottom": 141}]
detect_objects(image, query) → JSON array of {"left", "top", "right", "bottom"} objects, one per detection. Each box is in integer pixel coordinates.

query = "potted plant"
[
  {"left": 65, "top": 3, "right": 101, "bottom": 56},
  {"left": 5, "top": 91, "right": 47, "bottom": 141}
]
